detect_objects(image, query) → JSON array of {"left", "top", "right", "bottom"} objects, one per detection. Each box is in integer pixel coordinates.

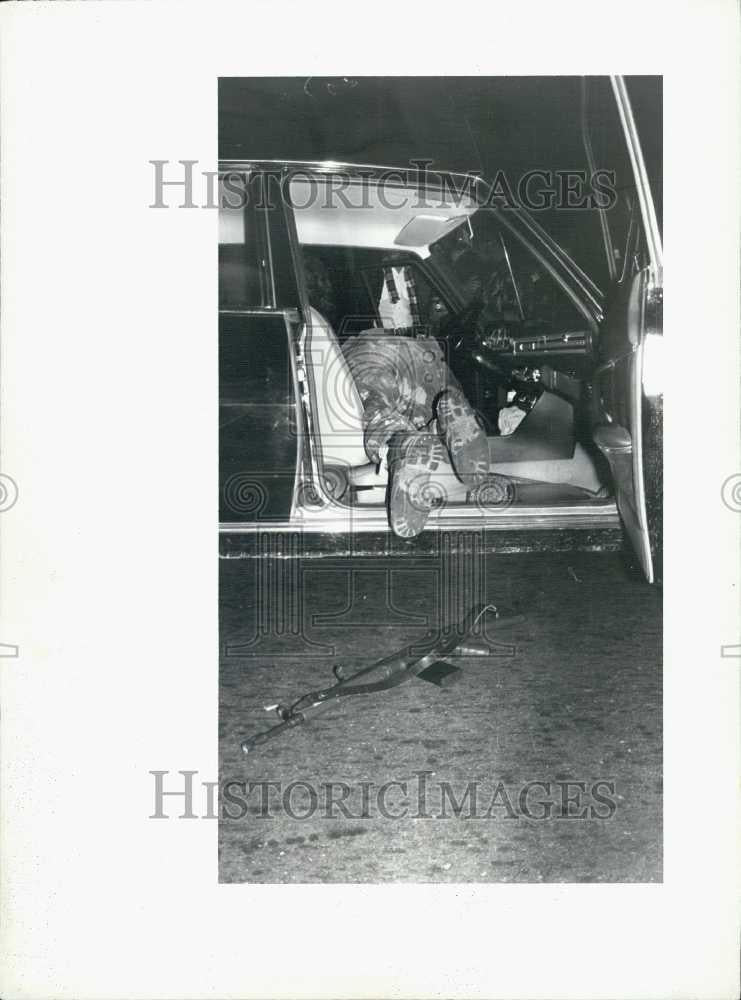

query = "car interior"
[{"left": 294, "top": 184, "right": 613, "bottom": 514}]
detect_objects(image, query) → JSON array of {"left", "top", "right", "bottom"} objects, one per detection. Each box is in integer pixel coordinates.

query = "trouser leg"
[{"left": 362, "top": 392, "right": 417, "bottom": 465}]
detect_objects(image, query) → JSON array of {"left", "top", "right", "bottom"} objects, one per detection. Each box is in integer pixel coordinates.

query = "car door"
[
  {"left": 582, "top": 75, "right": 663, "bottom": 583},
  {"left": 219, "top": 169, "right": 303, "bottom": 526}
]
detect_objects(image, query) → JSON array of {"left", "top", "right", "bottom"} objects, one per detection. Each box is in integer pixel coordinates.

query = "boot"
[{"left": 435, "top": 388, "right": 489, "bottom": 486}]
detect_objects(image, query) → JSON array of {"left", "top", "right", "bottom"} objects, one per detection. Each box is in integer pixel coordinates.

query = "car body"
[{"left": 218, "top": 76, "right": 662, "bottom": 582}]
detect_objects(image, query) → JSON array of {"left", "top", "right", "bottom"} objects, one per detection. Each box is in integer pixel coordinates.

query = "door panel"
[
  {"left": 218, "top": 169, "right": 303, "bottom": 525},
  {"left": 593, "top": 270, "right": 651, "bottom": 579},
  {"left": 584, "top": 76, "right": 662, "bottom": 582},
  {"left": 593, "top": 265, "right": 660, "bottom": 582},
  {"left": 219, "top": 312, "right": 299, "bottom": 523}
]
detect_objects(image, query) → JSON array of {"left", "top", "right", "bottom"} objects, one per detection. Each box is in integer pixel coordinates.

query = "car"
[{"left": 218, "top": 76, "right": 662, "bottom": 583}]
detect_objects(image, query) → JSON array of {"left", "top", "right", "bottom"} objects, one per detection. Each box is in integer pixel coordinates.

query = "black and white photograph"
[
  {"left": 1, "top": 3, "right": 739, "bottom": 998},
  {"left": 216, "top": 76, "right": 664, "bottom": 883}
]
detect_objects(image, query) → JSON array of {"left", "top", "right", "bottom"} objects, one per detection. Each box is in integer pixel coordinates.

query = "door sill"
[{"left": 219, "top": 499, "right": 620, "bottom": 534}]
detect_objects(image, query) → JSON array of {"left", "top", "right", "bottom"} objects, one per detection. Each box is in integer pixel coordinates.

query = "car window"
[
  {"left": 360, "top": 261, "right": 451, "bottom": 338},
  {"left": 433, "top": 210, "right": 586, "bottom": 332},
  {"left": 218, "top": 171, "right": 262, "bottom": 309},
  {"left": 624, "top": 77, "right": 662, "bottom": 239},
  {"left": 583, "top": 78, "right": 654, "bottom": 284},
  {"left": 299, "top": 245, "right": 452, "bottom": 339},
  {"left": 301, "top": 246, "right": 380, "bottom": 336}
]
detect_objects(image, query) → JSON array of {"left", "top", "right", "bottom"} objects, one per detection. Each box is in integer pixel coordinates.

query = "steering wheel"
[{"left": 439, "top": 297, "right": 485, "bottom": 351}]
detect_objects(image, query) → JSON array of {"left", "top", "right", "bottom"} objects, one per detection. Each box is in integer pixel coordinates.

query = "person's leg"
[
  {"left": 354, "top": 339, "right": 488, "bottom": 537},
  {"left": 362, "top": 391, "right": 417, "bottom": 465},
  {"left": 386, "top": 430, "right": 453, "bottom": 539},
  {"left": 404, "top": 338, "right": 489, "bottom": 487},
  {"left": 435, "top": 386, "right": 490, "bottom": 486}
]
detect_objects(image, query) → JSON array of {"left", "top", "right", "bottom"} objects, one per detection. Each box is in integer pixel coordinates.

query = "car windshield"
[{"left": 431, "top": 208, "right": 585, "bottom": 332}]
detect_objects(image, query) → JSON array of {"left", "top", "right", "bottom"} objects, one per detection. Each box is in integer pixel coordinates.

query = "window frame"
[{"left": 218, "top": 170, "right": 277, "bottom": 312}]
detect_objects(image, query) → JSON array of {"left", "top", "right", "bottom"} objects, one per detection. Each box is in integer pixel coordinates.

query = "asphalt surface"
[{"left": 219, "top": 549, "right": 662, "bottom": 883}]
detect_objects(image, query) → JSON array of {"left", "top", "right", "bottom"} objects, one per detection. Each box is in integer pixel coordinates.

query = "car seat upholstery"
[{"left": 304, "top": 307, "right": 369, "bottom": 468}]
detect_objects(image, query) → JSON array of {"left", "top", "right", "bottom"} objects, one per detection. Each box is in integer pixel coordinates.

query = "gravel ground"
[{"left": 219, "top": 549, "right": 662, "bottom": 883}]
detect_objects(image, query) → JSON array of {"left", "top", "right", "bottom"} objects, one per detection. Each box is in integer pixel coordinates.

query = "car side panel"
[{"left": 219, "top": 312, "right": 299, "bottom": 522}]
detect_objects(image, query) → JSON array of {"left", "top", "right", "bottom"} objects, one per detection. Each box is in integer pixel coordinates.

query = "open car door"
[{"left": 583, "top": 75, "right": 663, "bottom": 582}]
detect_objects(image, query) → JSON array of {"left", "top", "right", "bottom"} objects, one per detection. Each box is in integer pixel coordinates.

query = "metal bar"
[
  {"left": 498, "top": 233, "right": 525, "bottom": 321},
  {"left": 581, "top": 78, "right": 617, "bottom": 283},
  {"left": 241, "top": 605, "right": 523, "bottom": 752},
  {"left": 609, "top": 76, "right": 663, "bottom": 279}
]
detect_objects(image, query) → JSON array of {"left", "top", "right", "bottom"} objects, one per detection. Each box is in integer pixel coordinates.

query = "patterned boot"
[
  {"left": 387, "top": 431, "right": 449, "bottom": 539},
  {"left": 435, "top": 388, "right": 489, "bottom": 486}
]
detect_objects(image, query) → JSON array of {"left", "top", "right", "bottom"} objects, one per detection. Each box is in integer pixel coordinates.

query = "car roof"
[{"left": 220, "top": 159, "right": 485, "bottom": 256}]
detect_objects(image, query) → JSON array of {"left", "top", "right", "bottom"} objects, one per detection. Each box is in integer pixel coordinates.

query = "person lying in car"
[{"left": 303, "top": 255, "right": 489, "bottom": 538}]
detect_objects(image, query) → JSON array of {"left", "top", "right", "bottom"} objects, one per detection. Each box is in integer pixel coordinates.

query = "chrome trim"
[
  {"left": 498, "top": 208, "right": 604, "bottom": 320},
  {"left": 593, "top": 346, "right": 637, "bottom": 377},
  {"left": 281, "top": 310, "right": 304, "bottom": 522},
  {"left": 493, "top": 209, "right": 602, "bottom": 329},
  {"left": 260, "top": 174, "right": 278, "bottom": 309},
  {"left": 219, "top": 158, "right": 491, "bottom": 202},
  {"left": 294, "top": 312, "right": 334, "bottom": 507},
  {"left": 628, "top": 274, "right": 654, "bottom": 582},
  {"left": 281, "top": 178, "right": 337, "bottom": 510},
  {"left": 218, "top": 307, "right": 280, "bottom": 315},
  {"left": 581, "top": 78, "right": 617, "bottom": 283},
  {"left": 499, "top": 233, "right": 525, "bottom": 320},
  {"left": 219, "top": 500, "right": 620, "bottom": 535},
  {"left": 219, "top": 158, "right": 605, "bottom": 318},
  {"left": 610, "top": 77, "right": 663, "bottom": 283},
  {"left": 508, "top": 207, "right": 604, "bottom": 302}
]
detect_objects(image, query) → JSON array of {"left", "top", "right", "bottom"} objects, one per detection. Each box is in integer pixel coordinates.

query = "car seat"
[{"left": 304, "top": 307, "right": 372, "bottom": 471}]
